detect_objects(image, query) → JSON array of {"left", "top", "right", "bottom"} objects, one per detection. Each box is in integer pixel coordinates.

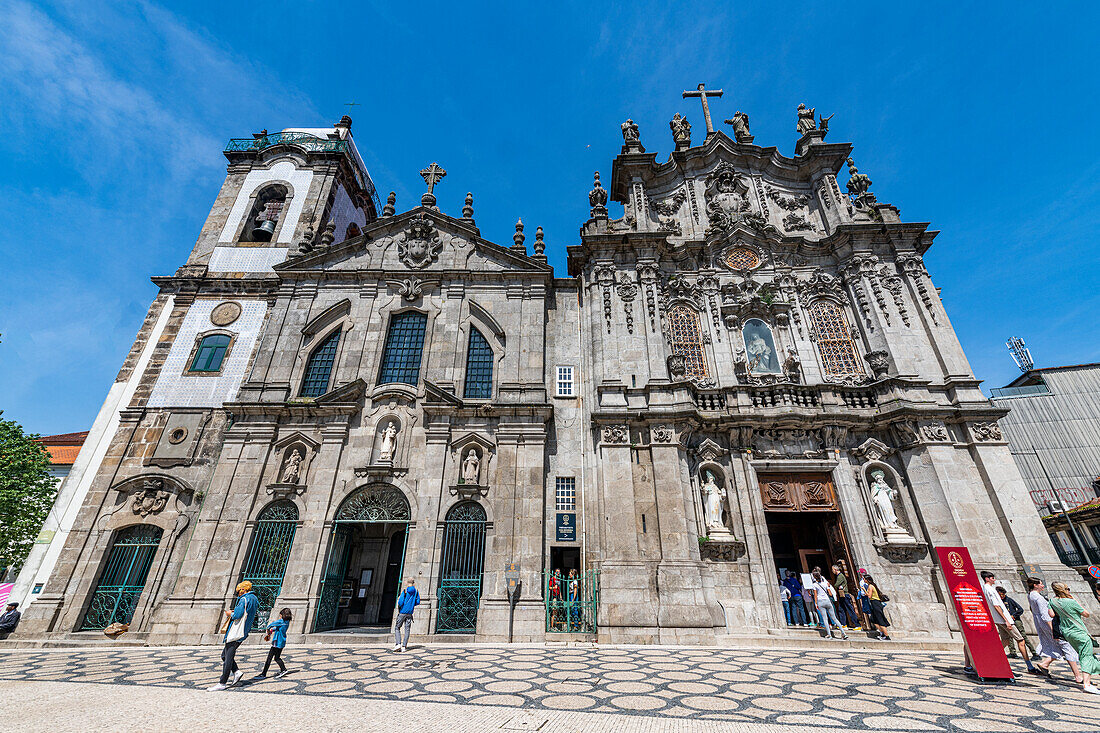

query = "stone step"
[{"left": 723, "top": 630, "right": 963, "bottom": 653}]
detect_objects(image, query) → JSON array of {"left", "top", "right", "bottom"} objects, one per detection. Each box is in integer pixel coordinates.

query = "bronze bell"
[{"left": 252, "top": 218, "right": 277, "bottom": 241}]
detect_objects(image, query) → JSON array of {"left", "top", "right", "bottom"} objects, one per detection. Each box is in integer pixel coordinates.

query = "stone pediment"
[{"left": 275, "top": 207, "right": 551, "bottom": 276}]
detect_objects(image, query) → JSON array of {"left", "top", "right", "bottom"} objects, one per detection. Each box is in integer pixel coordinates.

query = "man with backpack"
[{"left": 393, "top": 578, "right": 420, "bottom": 652}]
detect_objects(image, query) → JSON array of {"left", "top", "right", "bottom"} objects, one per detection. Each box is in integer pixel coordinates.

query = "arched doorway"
[
  {"left": 437, "top": 502, "right": 487, "bottom": 633},
  {"left": 314, "top": 485, "right": 411, "bottom": 632},
  {"left": 80, "top": 525, "right": 163, "bottom": 630},
  {"left": 239, "top": 501, "right": 299, "bottom": 630}
]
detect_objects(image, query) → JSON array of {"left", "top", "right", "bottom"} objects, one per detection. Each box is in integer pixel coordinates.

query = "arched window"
[
  {"left": 667, "top": 305, "right": 709, "bottom": 379},
  {"left": 81, "top": 524, "right": 163, "bottom": 630},
  {"left": 243, "top": 184, "right": 288, "bottom": 242},
  {"left": 463, "top": 328, "right": 494, "bottom": 399},
  {"left": 379, "top": 312, "right": 427, "bottom": 386},
  {"left": 437, "top": 502, "right": 487, "bottom": 633},
  {"left": 742, "top": 319, "right": 781, "bottom": 374},
  {"left": 808, "top": 301, "right": 864, "bottom": 381},
  {"left": 239, "top": 501, "right": 299, "bottom": 630},
  {"left": 189, "top": 333, "right": 231, "bottom": 373},
  {"left": 300, "top": 329, "right": 341, "bottom": 397}
]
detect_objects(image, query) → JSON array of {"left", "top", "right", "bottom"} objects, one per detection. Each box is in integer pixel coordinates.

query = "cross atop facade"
[
  {"left": 344, "top": 101, "right": 361, "bottom": 112},
  {"left": 682, "top": 83, "right": 724, "bottom": 136},
  {"left": 419, "top": 162, "right": 447, "bottom": 208}
]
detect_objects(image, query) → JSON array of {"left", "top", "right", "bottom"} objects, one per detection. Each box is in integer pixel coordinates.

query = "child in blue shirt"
[{"left": 259, "top": 608, "right": 292, "bottom": 678}]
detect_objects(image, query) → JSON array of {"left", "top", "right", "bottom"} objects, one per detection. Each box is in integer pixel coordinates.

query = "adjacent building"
[{"left": 15, "top": 97, "right": 1088, "bottom": 645}]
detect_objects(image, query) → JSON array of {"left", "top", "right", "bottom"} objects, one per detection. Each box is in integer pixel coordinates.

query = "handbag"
[{"left": 1050, "top": 608, "right": 1065, "bottom": 641}]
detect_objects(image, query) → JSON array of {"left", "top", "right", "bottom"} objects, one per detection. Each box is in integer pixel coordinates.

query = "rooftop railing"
[{"left": 224, "top": 132, "right": 348, "bottom": 154}]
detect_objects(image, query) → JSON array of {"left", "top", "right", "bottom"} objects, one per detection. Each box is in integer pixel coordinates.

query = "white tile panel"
[
  {"left": 208, "top": 246, "right": 288, "bottom": 273},
  {"left": 218, "top": 161, "right": 314, "bottom": 244},
  {"left": 147, "top": 300, "right": 268, "bottom": 408}
]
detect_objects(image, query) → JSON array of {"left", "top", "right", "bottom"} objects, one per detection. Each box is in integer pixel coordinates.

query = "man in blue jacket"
[
  {"left": 393, "top": 578, "right": 420, "bottom": 652},
  {"left": 209, "top": 581, "right": 259, "bottom": 691}
]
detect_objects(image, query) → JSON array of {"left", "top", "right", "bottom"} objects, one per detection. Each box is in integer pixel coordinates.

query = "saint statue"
[
  {"left": 869, "top": 469, "right": 901, "bottom": 530},
  {"left": 379, "top": 422, "right": 398, "bottom": 462},
  {"left": 746, "top": 334, "right": 773, "bottom": 373},
  {"left": 669, "top": 113, "right": 692, "bottom": 146},
  {"left": 700, "top": 471, "right": 727, "bottom": 532},
  {"left": 462, "top": 449, "right": 481, "bottom": 485},
  {"left": 281, "top": 449, "right": 303, "bottom": 484},
  {"left": 726, "top": 111, "right": 751, "bottom": 143},
  {"left": 620, "top": 118, "right": 640, "bottom": 143},
  {"left": 796, "top": 103, "right": 817, "bottom": 134}
]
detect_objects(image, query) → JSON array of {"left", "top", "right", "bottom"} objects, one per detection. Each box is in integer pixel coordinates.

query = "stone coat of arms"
[{"left": 398, "top": 216, "right": 442, "bottom": 269}]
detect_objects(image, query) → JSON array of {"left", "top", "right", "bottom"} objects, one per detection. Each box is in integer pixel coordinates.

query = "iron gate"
[
  {"left": 545, "top": 569, "right": 599, "bottom": 633},
  {"left": 80, "top": 525, "right": 163, "bottom": 630},
  {"left": 437, "top": 502, "right": 486, "bottom": 633},
  {"left": 239, "top": 502, "right": 299, "bottom": 630},
  {"left": 314, "top": 525, "right": 351, "bottom": 632}
]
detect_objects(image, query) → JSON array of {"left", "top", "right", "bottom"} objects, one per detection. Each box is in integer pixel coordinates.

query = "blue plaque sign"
[{"left": 556, "top": 512, "right": 576, "bottom": 542}]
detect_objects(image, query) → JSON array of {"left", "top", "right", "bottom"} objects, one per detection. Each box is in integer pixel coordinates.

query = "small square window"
[
  {"left": 555, "top": 476, "right": 577, "bottom": 511},
  {"left": 556, "top": 365, "right": 575, "bottom": 397}
]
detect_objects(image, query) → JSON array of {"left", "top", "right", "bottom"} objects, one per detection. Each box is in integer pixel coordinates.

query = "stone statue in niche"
[
  {"left": 379, "top": 422, "right": 399, "bottom": 462},
  {"left": 280, "top": 449, "right": 303, "bottom": 484},
  {"left": 742, "top": 319, "right": 781, "bottom": 374},
  {"left": 700, "top": 470, "right": 728, "bottom": 533},
  {"left": 869, "top": 469, "right": 901, "bottom": 530},
  {"left": 462, "top": 449, "right": 481, "bottom": 485}
]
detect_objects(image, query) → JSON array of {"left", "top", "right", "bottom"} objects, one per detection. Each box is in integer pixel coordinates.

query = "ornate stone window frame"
[
  {"left": 457, "top": 299, "right": 506, "bottom": 402},
  {"left": 665, "top": 301, "right": 715, "bottom": 383},
  {"left": 294, "top": 324, "right": 346, "bottom": 398},
  {"left": 805, "top": 297, "right": 866, "bottom": 383},
  {"left": 182, "top": 329, "right": 237, "bottom": 377}
]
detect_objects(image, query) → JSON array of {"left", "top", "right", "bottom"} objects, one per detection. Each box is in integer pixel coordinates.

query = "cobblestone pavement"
[{"left": 1, "top": 644, "right": 1098, "bottom": 732}]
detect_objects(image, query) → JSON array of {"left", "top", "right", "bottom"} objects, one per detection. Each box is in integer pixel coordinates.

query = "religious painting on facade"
[{"left": 742, "top": 318, "right": 781, "bottom": 374}]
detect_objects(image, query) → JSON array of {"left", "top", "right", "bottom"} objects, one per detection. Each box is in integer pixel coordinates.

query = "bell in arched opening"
[{"left": 245, "top": 184, "right": 288, "bottom": 242}]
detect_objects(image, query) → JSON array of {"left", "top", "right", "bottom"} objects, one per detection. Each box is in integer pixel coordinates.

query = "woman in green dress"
[{"left": 1049, "top": 582, "right": 1100, "bottom": 695}]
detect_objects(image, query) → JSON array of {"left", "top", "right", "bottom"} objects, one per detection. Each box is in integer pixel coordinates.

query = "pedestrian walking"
[
  {"left": 779, "top": 580, "right": 792, "bottom": 626},
  {"left": 208, "top": 581, "right": 259, "bottom": 691},
  {"left": 831, "top": 564, "right": 858, "bottom": 630},
  {"left": 980, "top": 571, "right": 1037, "bottom": 673},
  {"left": 808, "top": 567, "right": 847, "bottom": 639},
  {"left": 861, "top": 575, "right": 892, "bottom": 640},
  {"left": 0, "top": 602, "right": 21, "bottom": 639},
  {"left": 566, "top": 569, "right": 581, "bottom": 631},
  {"left": 1026, "top": 577, "right": 1083, "bottom": 682},
  {"left": 393, "top": 578, "right": 420, "bottom": 652},
  {"left": 996, "top": 586, "right": 1038, "bottom": 659},
  {"left": 1048, "top": 582, "right": 1100, "bottom": 694},
  {"left": 782, "top": 571, "right": 808, "bottom": 626},
  {"left": 258, "top": 608, "right": 292, "bottom": 679}
]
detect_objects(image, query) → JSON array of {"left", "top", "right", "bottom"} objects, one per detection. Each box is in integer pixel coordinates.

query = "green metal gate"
[
  {"left": 80, "top": 525, "right": 163, "bottom": 630},
  {"left": 437, "top": 502, "right": 486, "bottom": 633},
  {"left": 545, "top": 569, "right": 599, "bottom": 633},
  {"left": 314, "top": 525, "right": 351, "bottom": 632},
  {"left": 239, "top": 501, "right": 299, "bottom": 630}
]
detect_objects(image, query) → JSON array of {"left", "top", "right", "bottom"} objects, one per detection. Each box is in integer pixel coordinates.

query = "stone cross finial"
[
  {"left": 512, "top": 219, "right": 526, "bottom": 252},
  {"left": 382, "top": 191, "right": 396, "bottom": 217},
  {"left": 588, "top": 171, "right": 608, "bottom": 219},
  {"left": 682, "top": 83, "right": 723, "bottom": 136},
  {"left": 462, "top": 192, "right": 474, "bottom": 220},
  {"left": 419, "top": 162, "right": 446, "bottom": 209},
  {"left": 534, "top": 226, "right": 545, "bottom": 256}
]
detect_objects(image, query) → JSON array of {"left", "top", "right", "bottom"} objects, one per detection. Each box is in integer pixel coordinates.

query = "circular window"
[
  {"left": 724, "top": 247, "right": 761, "bottom": 271},
  {"left": 168, "top": 427, "right": 188, "bottom": 445},
  {"left": 210, "top": 301, "right": 243, "bottom": 327}
]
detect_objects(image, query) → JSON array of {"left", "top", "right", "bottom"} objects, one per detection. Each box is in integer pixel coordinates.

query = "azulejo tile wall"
[
  {"left": 147, "top": 299, "right": 268, "bottom": 408},
  {"left": 208, "top": 246, "right": 289, "bottom": 273}
]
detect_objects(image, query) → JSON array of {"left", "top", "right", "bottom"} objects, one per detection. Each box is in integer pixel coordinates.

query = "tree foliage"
[{"left": 0, "top": 418, "right": 57, "bottom": 573}]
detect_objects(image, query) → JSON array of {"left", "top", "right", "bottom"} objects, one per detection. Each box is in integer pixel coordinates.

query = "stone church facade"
[{"left": 19, "top": 100, "right": 1084, "bottom": 645}]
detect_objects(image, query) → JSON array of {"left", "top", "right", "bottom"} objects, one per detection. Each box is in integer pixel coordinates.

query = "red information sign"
[{"left": 934, "top": 546, "right": 1014, "bottom": 680}]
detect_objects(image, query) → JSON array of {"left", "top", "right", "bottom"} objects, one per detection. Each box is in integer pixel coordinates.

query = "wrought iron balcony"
[
  {"left": 1055, "top": 548, "right": 1086, "bottom": 567},
  {"left": 224, "top": 132, "right": 348, "bottom": 154}
]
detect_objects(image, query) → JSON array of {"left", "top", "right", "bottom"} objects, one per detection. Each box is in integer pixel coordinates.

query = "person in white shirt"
[
  {"left": 779, "top": 581, "right": 792, "bottom": 625},
  {"left": 1026, "top": 576, "right": 1082, "bottom": 681},
  {"left": 980, "top": 571, "right": 1038, "bottom": 674},
  {"left": 807, "top": 567, "right": 848, "bottom": 640}
]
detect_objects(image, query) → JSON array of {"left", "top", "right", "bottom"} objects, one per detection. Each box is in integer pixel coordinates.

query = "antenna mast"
[{"left": 1007, "top": 337, "right": 1034, "bottom": 373}]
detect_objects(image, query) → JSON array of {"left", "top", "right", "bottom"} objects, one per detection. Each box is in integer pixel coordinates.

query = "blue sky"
[{"left": 1, "top": 1, "right": 1098, "bottom": 436}]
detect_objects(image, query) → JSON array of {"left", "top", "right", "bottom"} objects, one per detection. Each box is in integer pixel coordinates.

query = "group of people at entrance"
[
  {"left": 547, "top": 569, "right": 588, "bottom": 632},
  {"left": 780, "top": 564, "right": 891, "bottom": 641},
  {"left": 972, "top": 571, "right": 1100, "bottom": 695}
]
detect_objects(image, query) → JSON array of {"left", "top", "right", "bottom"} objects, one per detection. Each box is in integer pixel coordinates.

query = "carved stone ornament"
[
  {"left": 797, "top": 269, "right": 849, "bottom": 304},
  {"left": 875, "top": 542, "right": 929, "bottom": 564},
  {"left": 921, "top": 422, "right": 950, "bottom": 442},
  {"left": 210, "top": 301, "right": 242, "bottom": 327},
  {"left": 602, "top": 425, "right": 629, "bottom": 444},
  {"left": 397, "top": 216, "right": 442, "bottom": 269},
  {"left": 753, "top": 429, "right": 825, "bottom": 459},
  {"left": 667, "top": 353, "right": 686, "bottom": 379},
  {"left": 588, "top": 171, "right": 609, "bottom": 219},
  {"left": 386, "top": 276, "right": 437, "bottom": 302},
  {"left": 700, "top": 538, "right": 747, "bottom": 561},
  {"left": 972, "top": 421, "right": 1003, "bottom": 441},
  {"left": 704, "top": 163, "right": 770, "bottom": 235},
  {"left": 851, "top": 437, "right": 893, "bottom": 463},
  {"left": 651, "top": 425, "right": 675, "bottom": 444},
  {"left": 864, "top": 350, "right": 890, "bottom": 378},
  {"left": 131, "top": 479, "right": 170, "bottom": 518}
]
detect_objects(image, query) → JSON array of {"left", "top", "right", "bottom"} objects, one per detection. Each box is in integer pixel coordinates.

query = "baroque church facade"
[{"left": 19, "top": 95, "right": 1082, "bottom": 645}]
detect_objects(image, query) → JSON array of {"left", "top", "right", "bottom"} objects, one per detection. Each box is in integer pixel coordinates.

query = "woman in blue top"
[
  {"left": 209, "top": 581, "right": 259, "bottom": 691},
  {"left": 260, "top": 608, "right": 292, "bottom": 678}
]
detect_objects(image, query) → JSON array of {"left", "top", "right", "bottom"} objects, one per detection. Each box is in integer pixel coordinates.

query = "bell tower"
[{"left": 182, "top": 115, "right": 379, "bottom": 275}]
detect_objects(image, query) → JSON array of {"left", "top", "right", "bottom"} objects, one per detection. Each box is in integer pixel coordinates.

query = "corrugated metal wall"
[{"left": 993, "top": 365, "right": 1100, "bottom": 508}]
